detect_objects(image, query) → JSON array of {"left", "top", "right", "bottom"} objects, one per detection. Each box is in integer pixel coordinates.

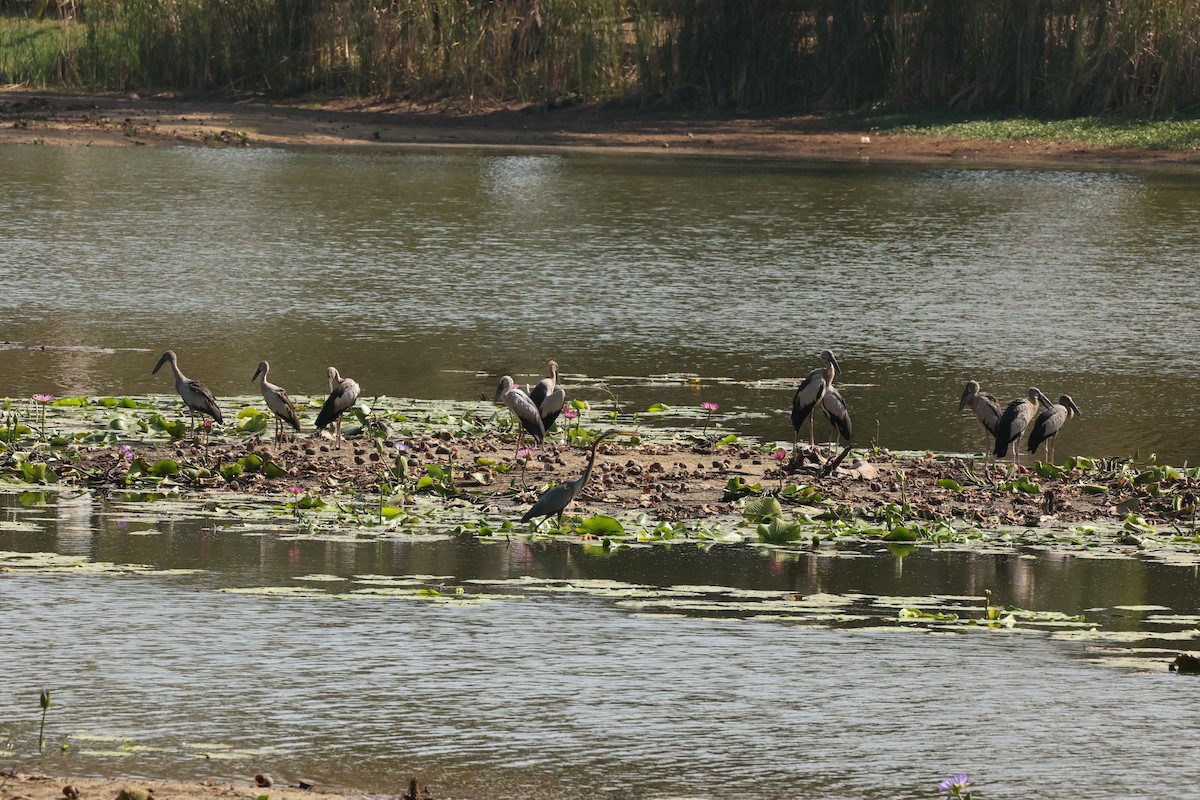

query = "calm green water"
[
  {"left": 2, "top": 146, "right": 1200, "bottom": 460},
  {"left": 4, "top": 145, "right": 1200, "bottom": 798}
]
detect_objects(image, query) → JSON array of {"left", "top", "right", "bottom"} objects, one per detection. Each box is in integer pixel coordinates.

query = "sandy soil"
[
  {"left": 0, "top": 772, "right": 409, "bottom": 800},
  {"left": 3, "top": 88, "right": 1200, "bottom": 167}
]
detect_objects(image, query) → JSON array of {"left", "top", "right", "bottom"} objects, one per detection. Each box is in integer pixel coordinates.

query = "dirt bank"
[
  {"left": 2, "top": 89, "right": 1198, "bottom": 167},
  {"left": 0, "top": 771, "right": 386, "bottom": 800}
]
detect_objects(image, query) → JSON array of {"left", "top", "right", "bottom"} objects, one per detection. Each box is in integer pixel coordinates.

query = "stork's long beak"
[
  {"left": 251, "top": 366, "right": 263, "bottom": 383},
  {"left": 829, "top": 353, "right": 842, "bottom": 377},
  {"left": 1068, "top": 398, "right": 1083, "bottom": 418},
  {"left": 958, "top": 385, "right": 971, "bottom": 411},
  {"left": 1034, "top": 389, "right": 1054, "bottom": 408},
  {"left": 152, "top": 353, "right": 168, "bottom": 375}
]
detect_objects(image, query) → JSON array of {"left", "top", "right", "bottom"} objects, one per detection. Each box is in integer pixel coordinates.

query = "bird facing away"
[
  {"left": 251, "top": 360, "right": 302, "bottom": 443},
  {"left": 315, "top": 366, "right": 360, "bottom": 449},
  {"left": 791, "top": 349, "right": 841, "bottom": 452},
  {"left": 520, "top": 428, "right": 636, "bottom": 529},
  {"left": 528, "top": 360, "right": 566, "bottom": 433},
  {"left": 820, "top": 383, "right": 852, "bottom": 450},
  {"left": 1027, "top": 394, "right": 1082, "bottom": 464},
  {"left": 959, "top": 380, "right": 1002, "bottom": 464},
  {"left": 494, "top": 375, "right": 545, "bottom": 449},
  {"left": 992, "top": 387, "right": 1053, "bottom": 465},
  {"left": 152, "top": 350, "right": 223, "bottom": 434}
]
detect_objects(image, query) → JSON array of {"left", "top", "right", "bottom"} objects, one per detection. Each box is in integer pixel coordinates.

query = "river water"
[
  {"left": 2, "top": 146, "right": 1200, "bottom": 461},
  {"left": 3, "top": 144, "right": 1200, "bottom": 798},
  {"left": 2, "top": 487, "right": 1200, "bottom": 799}
]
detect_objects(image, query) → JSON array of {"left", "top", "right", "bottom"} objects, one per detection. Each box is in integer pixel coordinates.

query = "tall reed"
[{"left": 5, "top": 0, "right": 1200, "bottom": 114}]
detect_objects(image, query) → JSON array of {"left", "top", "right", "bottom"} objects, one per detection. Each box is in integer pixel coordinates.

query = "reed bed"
[{"left": 4, "top": 0, "right": 1200, "bottom": 114}]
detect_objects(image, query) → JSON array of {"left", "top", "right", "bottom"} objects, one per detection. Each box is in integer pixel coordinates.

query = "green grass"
[
  {"left": 821, "top": 111, "right": 1200, "bottom": 151},
  {"left": 0, "top": 16, "right": 78, "bottom": 86}
]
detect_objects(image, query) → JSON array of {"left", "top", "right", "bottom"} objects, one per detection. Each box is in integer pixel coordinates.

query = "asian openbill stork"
[
  {"left": 820, "top": 383, "right": 853, "bottom": 451},
  {"left": 528, "top": 360, "right": 566, "bottom": 433},
  {"left": 959, "top": 380, "right": 1002, "bottom": 464},
  {"left": 152, "top": 350, "right": 223, "bottom": 434},
  {"left": 520, "top": 428, "right": 635, "bottom": 529},
  {"left": 315, "top": 366, "right": 360, "bottom": 449},
  {"left": 791, "top": 349, "right": 840, "bottom": 452},
  {"left": 251, "top": 360, "right": 301, "bottom": 443},
  {"left": 494, "top": 375, "right": 545, "bottom": 449},
  {"left": 1027, "top": 394, "right": 1082, "bottom": 464},
  {"left": 992, "top": 387, "right": 1053, "bottom": 466}
]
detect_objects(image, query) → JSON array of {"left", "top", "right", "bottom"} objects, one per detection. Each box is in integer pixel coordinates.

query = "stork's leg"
[
  {"left": 335, "top": 416, "right": 342, "bottom": 450},
  {"left": 809, "top": 416, "right": 816, "bottom": 448}
]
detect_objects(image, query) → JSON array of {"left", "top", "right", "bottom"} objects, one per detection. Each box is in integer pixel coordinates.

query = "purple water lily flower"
[
  {"left": 938, "top": 773, "right": 971, "bottom": 794},
  {"left": 701, "top": 401, "right": 719, "bottom": 412},
  {"left": 33, "top": 394, "right": 53, "bottom": 404}
]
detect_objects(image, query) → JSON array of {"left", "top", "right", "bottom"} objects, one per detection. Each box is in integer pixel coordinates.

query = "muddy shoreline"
[{"left": 3, "top": 89, "right": 1200, "bottom": 168}]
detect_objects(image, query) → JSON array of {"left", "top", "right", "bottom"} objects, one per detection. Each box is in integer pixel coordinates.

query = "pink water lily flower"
[
  {"left": 33, "top": 394, "right": 53, "bottom": 403},
  {"left": 701, "top": 401, "right": 719, "bottom": 412}
]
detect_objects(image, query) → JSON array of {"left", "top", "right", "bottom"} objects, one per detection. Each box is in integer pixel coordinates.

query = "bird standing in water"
[
  {"left": 520, "top": 428, "right": 636, "bottom": 529},
  {"left": 315, "top": 367, "right": 360, "bottom": 449},
  {"left": 152, "top": 350, "right": 223, "bottom": 436},
  {"left": 251, "top": 360, "right": 302, "bottom": 443}
]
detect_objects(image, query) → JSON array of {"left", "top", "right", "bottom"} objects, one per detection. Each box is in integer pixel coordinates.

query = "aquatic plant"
[
  {"left": 937, "top": 772, "right": 972, "bottom": 798},
  {"left": 33, "top": 394, "right": 53, "bottom": 441},
  {"left": 417, "top": 463, "right": 458, "bottom": 497},
  {"left": 514, "top": 447, "right": 536, "bottom": 488},
  {"left": 38, "top": 688, "right": 51, "bottom": 751},
  {"left": 700, "top": 401, "right": 719, "bottom": 438}
]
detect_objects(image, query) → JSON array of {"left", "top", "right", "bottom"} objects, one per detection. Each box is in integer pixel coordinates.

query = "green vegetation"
[
  {"left": 862, "top": 112, "right": 1200, "bottom": 150},
  {"left": 6, "top": 1, "right": 1200, "bottom": 115}
]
